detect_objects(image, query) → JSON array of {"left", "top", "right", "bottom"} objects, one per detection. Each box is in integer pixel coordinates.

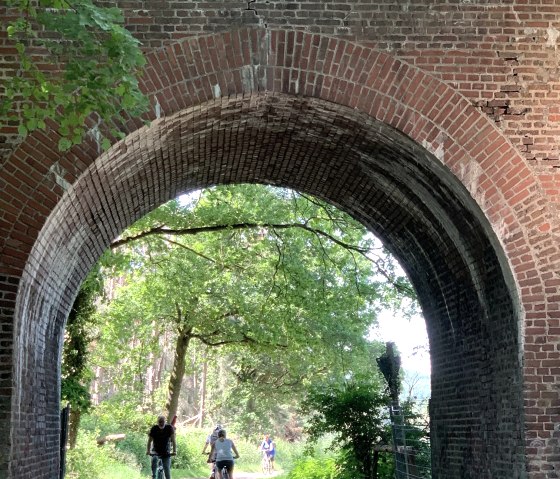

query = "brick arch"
[
  {"left": 3, "top": 29, "right": 551, "bottom": 297},
  {"left": 2, "top": 28, "right": 558, "bottom": 478}
]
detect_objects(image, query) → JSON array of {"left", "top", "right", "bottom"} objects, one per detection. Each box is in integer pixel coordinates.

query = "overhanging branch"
[{"left": 110, "top": 221, "right": 415, "bottom": 297}]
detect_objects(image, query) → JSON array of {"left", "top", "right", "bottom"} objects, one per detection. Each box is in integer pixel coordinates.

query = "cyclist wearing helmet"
[{"left": 202, "top": 424, "right": 223, "bottom": 475}]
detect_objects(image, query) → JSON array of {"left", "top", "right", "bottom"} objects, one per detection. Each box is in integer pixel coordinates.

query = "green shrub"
[
  {"left": 287, "top": 456, "right": 338, "bottom": 479},
  {"left": 172, "top": 428, "right": 208, "bottom": 469},
  {"left": 65, "top": 430, "right": 113, "bottom": 479},
  {"left": 117, "top": 430, "right": 147, "bottom": 457},
  {"left": 268, "top": 437, "right": 307, "bottom": 471},
  {"left": 112, "top": 431, "right": 148, "bottom": 471}
]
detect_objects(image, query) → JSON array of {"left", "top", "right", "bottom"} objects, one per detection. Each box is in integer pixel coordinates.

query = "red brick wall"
[{"left": 2, "top": 2, "right": 560, "bottom": 478}]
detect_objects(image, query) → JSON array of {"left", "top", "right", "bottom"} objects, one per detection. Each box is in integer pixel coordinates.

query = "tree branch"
[
  {"left": 110, "top": 221, "right": 415, "bottom": 297},
  {"left": 111, "top": 222, "right": 369, "bottom": 254},
  {"left": 191, "top": 332, "right": 288, "bottom": 350}
]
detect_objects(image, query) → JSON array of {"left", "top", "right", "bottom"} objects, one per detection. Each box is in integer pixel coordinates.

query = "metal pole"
[{"left": 60, "top": 404, "right": 70, "bottom": 479}]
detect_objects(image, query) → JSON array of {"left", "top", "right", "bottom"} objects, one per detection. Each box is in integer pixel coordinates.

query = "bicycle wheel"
[
  {"left": 221, "top": 466, "right": 230, "bottom": 479},
  {"left": 262, "top": 455, "right": 271, "bottom": 474},
  {"left": 157, "top": 459, "right": 164, "bottom": 479}
]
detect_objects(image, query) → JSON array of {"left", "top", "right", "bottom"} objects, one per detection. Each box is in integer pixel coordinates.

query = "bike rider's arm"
[
  {"left": 146, "top": 435, "right": 153, "bottom": 455},
  {"left": 232, "top": 442, "right": 240, "bottom": 459}
]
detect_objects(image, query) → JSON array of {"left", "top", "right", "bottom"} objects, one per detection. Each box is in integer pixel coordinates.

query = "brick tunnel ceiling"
[
  {"left": 141, "top": 94, "right": 500, "bottom": 296},
  {"left": 59, "top": 93, "right": 509, "bottom": 341}
]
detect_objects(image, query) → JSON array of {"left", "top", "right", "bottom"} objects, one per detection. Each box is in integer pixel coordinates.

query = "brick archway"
[{"left": 2, "top": 28, "right": 558, "bottom": 478}]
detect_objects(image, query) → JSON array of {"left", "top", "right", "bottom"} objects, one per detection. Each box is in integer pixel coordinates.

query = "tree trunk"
[
  {"left": 362, "top": 448, "right": 374, "bottom": 479},
  {"left": 68, "top": 408, "right": 81, "bottom": 449},
  {"left": 164, "top": 322, "right": 192, "bottom": 419},
  {"left": 372, "top": 450, "right": 379, "bottom": 479},
  {"left": 198, "top": 353, "right": 208, "bottom": 427}
]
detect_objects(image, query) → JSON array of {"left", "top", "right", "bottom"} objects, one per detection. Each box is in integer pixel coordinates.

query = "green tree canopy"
[{"left": 88, "top": 184, "right": 416, "bottom": 432}]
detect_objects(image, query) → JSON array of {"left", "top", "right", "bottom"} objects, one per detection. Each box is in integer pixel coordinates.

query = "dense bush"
[
  {"left": 114, "top": 431, "right": 150, "bottom": 470},
  {"left": 83, "top": 396, "right": 154, "bottom": 434},
  {"left": 287, "top": 456, "right": 339, "bottom": 479},
  {"left": 172, "top": 427, "right": 208, "bottom": 469},
  {"left": 66, "top": 430, "right": 111, "bottom": 479},
  {"left": 66, "top": 429, "right": 143, "bottom": 479}
]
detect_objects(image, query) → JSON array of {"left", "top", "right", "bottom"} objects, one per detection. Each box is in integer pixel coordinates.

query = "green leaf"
[
  {"left": 9, "top": 0, "right": 149, "bottom": 151},
  {"left": 26, "top": 118, "right": 38, "bottom": 131},
  {"left": 72, "top": 132, "right": 83, "bottom": 145},
  {"left": 58, "top": 137, "right": 73, "bottom": 151},
  {"left": 18, "top": 124, "right": 28, "bottom": 137}
]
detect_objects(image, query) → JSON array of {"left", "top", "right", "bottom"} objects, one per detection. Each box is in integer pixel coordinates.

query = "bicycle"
[
  {"left": 204, "top": 452, "right": 216, "bottom": 479},
  {"left": 261, "top": 452, "right": 272, "bottom": 475},
  {"left": 208, "top": 461, "right": 233, "bottom": 479},
  {"left": 150, "top": 453, "right": 165, "bottom": 479},
  {"left": 150, "top": 452, "right": 175, "bottom": 479},
  {"left": 220, "top": 463, "right": 231, "bottom": 479}
]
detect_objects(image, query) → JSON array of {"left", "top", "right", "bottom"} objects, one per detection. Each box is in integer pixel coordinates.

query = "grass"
[
  {"left": 98, "top": 463, "right": 145, "bottom": 479},
  {"left": 171, "top": 461, "right": 290, "bottom": 479}
]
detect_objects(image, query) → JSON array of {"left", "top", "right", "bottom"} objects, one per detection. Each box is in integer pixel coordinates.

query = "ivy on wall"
[{"left": 1, "top": 0, "right": 149, "bottom": 151}]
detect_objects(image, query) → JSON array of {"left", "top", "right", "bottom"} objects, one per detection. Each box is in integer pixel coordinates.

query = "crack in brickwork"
[{"left": 246, "top": 0, "right": 267, "bottom": 28}]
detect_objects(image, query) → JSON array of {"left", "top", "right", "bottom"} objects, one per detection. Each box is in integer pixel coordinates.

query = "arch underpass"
[{"left": 1, "top": 29, "right": 556, "bottom": 478}]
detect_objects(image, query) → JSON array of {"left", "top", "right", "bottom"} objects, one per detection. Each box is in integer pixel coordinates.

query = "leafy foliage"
[
  {"left": 300, "top": 381, "right": 392, "bottom": 479},
  {"left": 92, "top": 185, "right": 415, "bottom": 428},
  {"left": 61, "top": 266, "right": 103, "bottom": 413},
  {"left": 287, "top": 456, "right": 341, "bottom": 479},
  {"left": 2, "top": 0, "right": 149, "bottom": 150},
  {"left": 65, "top": 430, "right": 108, "bottom": 478},
  {"left": 65, "top": 431, "right": 144, "bottom": 479}
]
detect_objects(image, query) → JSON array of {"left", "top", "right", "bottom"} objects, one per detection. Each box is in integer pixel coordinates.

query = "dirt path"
[
  {"left": 186, "top": 471, "right": 283, "bottom": 479},
  {"left": 234, "top": 473, "right": 283, "bottom": 479}
]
